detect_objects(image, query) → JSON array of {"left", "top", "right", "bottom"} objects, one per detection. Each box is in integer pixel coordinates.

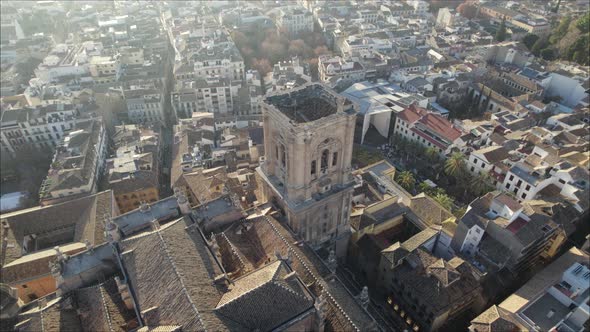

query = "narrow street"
[{"left": 158, "top": 45, "right": 176, "bottom": 197}]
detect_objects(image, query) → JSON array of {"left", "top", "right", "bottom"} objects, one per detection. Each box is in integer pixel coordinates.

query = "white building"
[
  {"left": 276, "top": 6, "right": 314, "bottom": 37},
  {"left": 189, "top": 44, "right": 245, "bottom": 83},
  {"left": 467, "top": 146, "right": 510, "bottom": 177},
  {"left": 34, "top": 44, "right": 91, "bottom": 84},
  {"left": 406, "top": 0, "right": 429, "bottom": 16},
  {"left": 124, "top": 86, "right": 165, "bottom": 124},
  {"left": 318, "top": 55, "right": 365, "bottom": 87},
  {"left": 0, "top": 103, "right": 79, "bottom": 157}
]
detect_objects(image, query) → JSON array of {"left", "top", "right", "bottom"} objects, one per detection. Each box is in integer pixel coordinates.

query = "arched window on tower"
[
  {"left": 332, "top": 151, "right": 338, "bottom": 166},
  {"left": 311, "top": 160, "right": 316, "bottom": 176},
  {"left": 321, "top": 149, "right": 329, "bottom": 173}
]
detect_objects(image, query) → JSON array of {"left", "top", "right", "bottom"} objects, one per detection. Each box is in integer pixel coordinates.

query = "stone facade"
[{"left": 257, "top": 84, "right": 357, "bottom": 257}]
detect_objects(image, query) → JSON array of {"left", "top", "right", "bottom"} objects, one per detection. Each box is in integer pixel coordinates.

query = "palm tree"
[
  {"left": 396, "top": 171, "right": 415, "bottom": 191},
  {"left": 470, "top": 172, "right": 493, "bottom": 196},
  {"left": 444, "top": 152, "right": 466, "bottom": 177},
  {"left": 418, "top": 181, "right": 432, "bottom": 194},
  {"left": 433, "top": 193, "right": 453, "bottom": 211},
  {"left": 425, "top": 147, "right": 438, "bottom": 163}
]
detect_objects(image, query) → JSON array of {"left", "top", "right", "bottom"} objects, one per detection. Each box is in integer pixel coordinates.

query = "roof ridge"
[
  {"left": 216, "top": 274, "right": 275, "bottom": 309},
  {"left": 98, "top": 284, "right": 114, "bottom": 332},
  {"left": 271, "top": 279, "right": 311, "bottom": 303},
  {"left": 155, "top": 229, "right": 207, "bottom": 331},
  {"left": 219, "top": 232, "right": 247, "bottom": 272},
  {"left": 261, "top": 216, "right": 360, "bottom": 331},
  {"left": 39, "top": 309, "right": 45, "bottom": 332}
]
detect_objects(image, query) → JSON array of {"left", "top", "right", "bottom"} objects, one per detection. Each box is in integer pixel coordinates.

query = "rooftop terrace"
[{"left": 264, "top": 84, "right": 344, "bottom": 123}]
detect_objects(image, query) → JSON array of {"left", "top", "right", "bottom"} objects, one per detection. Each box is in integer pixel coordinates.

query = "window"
[
  {"left": 521, "top": 193, "right": 526, "bottom": 199},
  {"left": 558, "top": 179, "right": 566, "bottom": 184},
  {"left": 311, "top": 160, "right": 316, "bottom": 176},
  {"left": 505, "top": 183, "right": 510, "bottom": 189},
  {"left": 332, "top": 152, "right": 338, "bottom": 166},
  {"left": 280, "top": 145, "right": 286, "bottom": 167},
  {"left": 321, "top": 149, "right": 329, "bottom": 172},
  {"left": 471, "top": 166, "right": 475, "bottom": 172},
  {"left": 516, "top": 180, "right": 522, "bottom": 188},
  {"left": 509, "top": 175, "right": 514, "bottom": 181}
]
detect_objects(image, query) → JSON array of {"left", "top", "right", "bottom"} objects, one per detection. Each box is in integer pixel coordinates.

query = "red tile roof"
[
  {"left": 419, "top": 113, "right": 462, "bottom": 141},
  {"left": 506, "top": 217, "right": 528, "bottom": 234},
  {"left": 397, "top": 104, "right": 427, "bottom": 124}
]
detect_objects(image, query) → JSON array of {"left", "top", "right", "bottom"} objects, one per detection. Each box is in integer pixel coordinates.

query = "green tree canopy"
[
  {"left": 396, "top": 171, "right": 416, "bottom": 191},
  {"left": 540, "top": 48, "right": 555, "bottom": 61},
  {"left": 425, "top": 147, "right": 439, "bottom": 163},
  {"left": 433, "top": 193, "right": 453, "bottom": 211},
  {"left": 495, "top": 19, "right": 507, "bottom": 42},
  {"left": 444, "top": 152, "right": 466, "bottom": 177},
  {"left": 576, "top": 12, "right": 589, "bottom": 33},
  {"left": 522, "top": 34, "right": 539, "bottom": 50},
  {"left": 470, "top": 173, "right": 493, "bottom": 197},
  {"left": 550, "top": 16, "right": 572, "bottom": 44}
]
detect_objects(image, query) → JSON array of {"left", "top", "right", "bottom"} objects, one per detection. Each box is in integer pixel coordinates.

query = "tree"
[
  {"left": 576, "top": 12, "right": 589, "bottom": 33},
  {"left": 495, "top": 19, "right": 507, "bottom": 42},
  {"left": 314, "top": 46, "right": 330, "bottom": 56},
  {"left": 444, "top": 152, "right": 466, "bottom": 177},
  {"left": 540, "top": 48, "right": 555, "bottom": 61},
  {"left": 252, "top": 58, "right": 272, "bottom": 76},
  {"left": 470, "top": 173, "right": 493, "bottom": 196},
  {"left": 456, "top": 2, "right": 478, "bottom": 19},
  {"left": 550, "top": 16, "right": 572, "bottom": 44},
  {"left": 396, "top": 171, "right": 416, "bottom": 191},
  {"left": 418, "top": 181, "right": 433, "bottom": 195},
  {"left": 425, "top": 147, "right": 439, "bottom": 163},
  {"left": 452, "top": 207, "right": 467, "bottom": 219},
  {"left": 433, "top": 193, "right": 453, "bottom": 211},
  {"left": 531, "top": 38, "right": 548, "bottom": 56},
  {"left": 522, "top": 34, "right": 539, "bottom": 50},
  {"left": 288, "top": 39, "right": 311, "bottom": 58}
]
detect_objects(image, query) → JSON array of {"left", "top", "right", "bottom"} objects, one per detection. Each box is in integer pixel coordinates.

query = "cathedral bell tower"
[{"left": 257, "top": 83, "right": 357, "bottom": 258}]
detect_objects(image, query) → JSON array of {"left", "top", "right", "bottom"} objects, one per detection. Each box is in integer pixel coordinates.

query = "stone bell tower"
[{"left": 257, "top": 83, "right": 356, "bottom": 257}]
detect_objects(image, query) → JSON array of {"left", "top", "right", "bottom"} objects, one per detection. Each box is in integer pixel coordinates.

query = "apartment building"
[
  {"left": 123, "top": 85, "right": 164, "bottom": 124},
  {"left": 502, "top": 147, "right": 589, "bottom": 202},
  {"left": 340, "top": 35, "right": 394, "bottom": 57},
  {"left": 394, "top": 104, "right": 463, "bottom": 156},
  {"left": 171, "top": 76, "right": 241, "bottom": 119},
  {"left": 187, "top": 43, "right": 245, "bottom": 83},
  {"left": 467, "top": 145, "right": 511, "bottom": 177},
  {"left": 276, "top": 6, "right": 314, "bottom": 37},
  {"left": 318, "top": 54, "right": 365, "bottom": 86},
  {"left": 107, "top": 125, "right": 161, "bottom": 213},
  {"left": 267, "top": 58, "right": 311, "bottom": 93},
  {"left": 0, "top": 103, "right": 79, "bottom": 157},
  {"left": 470, "top": 247, "right": 589, "bottom": 332},
  {"left": 39, "top": 118, "right": 108, "bottom": 206},
  {"left": 451, "top": 192, "right": 575, "bottom": 274},
  {"left": 88, "top": 55, "right": 120, "bottom": 85}
]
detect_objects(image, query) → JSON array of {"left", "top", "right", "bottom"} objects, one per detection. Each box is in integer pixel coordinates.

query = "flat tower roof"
[{"left": 264, "top": 84, "right": 341, "bottom": 123}]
